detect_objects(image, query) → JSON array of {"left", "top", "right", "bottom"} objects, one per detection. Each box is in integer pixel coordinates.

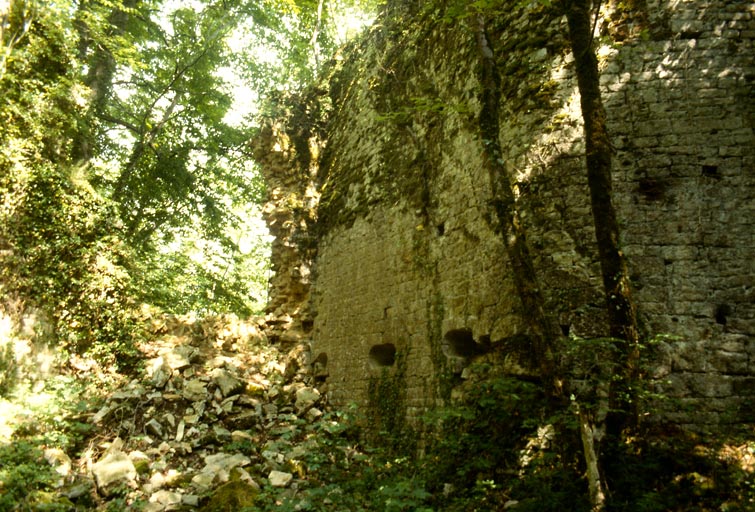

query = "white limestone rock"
[
  {"left": 145, "top": 418, "right": 164, "bottom": 438},
  {"left": 306, "top": 407, "right": 324, "bottom": 422},
  {"left": 210, "top": 368, "right": 244, "bottom": 397},
  {"left": 295, "top": 387, "right": 321, "bottom": 413},
  {"left": 268, "top": 470, "right": 293, "bottom": 488},
  {"left": 148, "top": 489, "right": 182, "bottom": 509},
  {"left": 91, "top": 451, "right": 137, "bottom": 493},
  {"left": 44, "top": 448, "right": 71, "bottom": 488},
  {"left": 147, "top": 358, "right": 171, "bottom": 388},
  {"left": 191, "top": 452, "right": 252, "bottom": 489},
  {"left": 181, "top": 494, "right": 200, "bottom": 507},
  {"left": 182, "top": 379, "right": 207, "bottom": 401},
  {"left": 163, "top": 345, "right": 196, "bottom": 370}
]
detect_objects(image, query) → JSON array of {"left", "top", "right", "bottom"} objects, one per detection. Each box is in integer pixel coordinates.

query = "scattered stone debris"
[{"left": 42, "top": 314, "right": 326, "bottom": 510}]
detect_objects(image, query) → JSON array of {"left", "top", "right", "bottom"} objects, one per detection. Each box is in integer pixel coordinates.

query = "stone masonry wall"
[{"left": 256, "top": 0, "right": 755, "bottom": 432}]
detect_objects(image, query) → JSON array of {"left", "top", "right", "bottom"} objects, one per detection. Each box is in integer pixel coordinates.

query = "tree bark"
[
  {"left": 1, "top": 0, "right": 33, "bottom": 82},
  {"left": 473, "top": 14, "right": 563, "bottom": 399},
  {"left": 563, "top": 0, "right": 641, "bottom": 438},
  {"left": 310, "top": 0, "right": 325, "bottom": 74},
  {"left": 578, "top": 404, "right": 607, "bottom": 511}
]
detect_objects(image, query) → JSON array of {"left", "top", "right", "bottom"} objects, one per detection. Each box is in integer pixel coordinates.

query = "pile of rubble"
[{"left": 46, "top": 313, "right": 341, "bottom": 511}]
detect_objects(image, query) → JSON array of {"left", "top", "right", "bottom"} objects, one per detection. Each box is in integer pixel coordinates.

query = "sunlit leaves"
[{"left": 1, "top": 0, "right": 379, "bottom": 325}]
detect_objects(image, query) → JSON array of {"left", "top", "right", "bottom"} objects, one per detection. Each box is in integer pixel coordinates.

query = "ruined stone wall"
[
  {"left": 251, "top": 95, "right": 326, "bottom": 346},
  {"left": 601, "top": 0, "right": 755, "bottom": 425},
  {"left": 257, "top": 0, "right": 755, "bottom": 431}
]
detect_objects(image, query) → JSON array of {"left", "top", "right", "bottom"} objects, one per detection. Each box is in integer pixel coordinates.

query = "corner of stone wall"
[{"left": 250, "top": 88, "right": 330, "bottom": 367}]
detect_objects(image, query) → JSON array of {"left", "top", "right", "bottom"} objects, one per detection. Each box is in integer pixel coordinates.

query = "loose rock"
[
  {"left": 211, "top": 368, "right": 244, "bottom": 397},
  {"left": 91, "top": 451, "right": 137, "bottom": 494},
  {"left": 295, "top": 386, "right": 321, "bottom": 413},
  {"left": 268, "top": 470, "right": 293, "bottom": 488}
]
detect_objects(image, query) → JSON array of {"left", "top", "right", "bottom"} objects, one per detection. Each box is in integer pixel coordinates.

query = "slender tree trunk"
[
  {"left": 1, "top": 0, "right": 33, "bottom": 82},
  {"left": 475, "top": 17, "right": 612, "bottom": 508},
  {"left": 310, "top": 0, "right": 325, "bottom": 74},
  {"left": 563, "top": 0, "right": 641, "bottom": 439},
  {"left": 577, "top": 403, "right": 607, "bottom": 511},
  {"left": 473, "top": 15, "right": 563, "bottom": 399}
]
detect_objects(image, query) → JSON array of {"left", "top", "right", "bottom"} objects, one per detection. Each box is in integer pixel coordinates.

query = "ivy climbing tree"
[
  {"left": 438, "top": 0, "right": 643, "bottom": 509},
  {"left": 563, "top": 0, "right": 643, "bottom": 508},
  {"left": 0, "top": 0, "right": 142, "bottom": 369}
]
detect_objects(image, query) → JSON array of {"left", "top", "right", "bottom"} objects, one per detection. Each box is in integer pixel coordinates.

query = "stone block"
[
  {"left": 710, "top": 351, "right": 749, "bottom": 374},
  {"left": 92, "top": 451, "right": 137, "bottom": 494},
  {"left": 686, "top": 374, "right": 733, "bottom": 398},
  {"left": 732, "top": 378, "right": 755, "bottom": 396}
]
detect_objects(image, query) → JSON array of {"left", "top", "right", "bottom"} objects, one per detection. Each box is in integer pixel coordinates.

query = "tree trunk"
[
  {"left": 578, "top": 403, "right": 607, "bottom": 512},
  {"left": 563, "top": 0, "right": 641, "bottom": 439},
  {"left": 73, "top": 0, "right": 139, "bottom": 163},
  {"left": 310, "top": 0, "right": 325, "bottom": 74},
  {"left": 474, "top": 18, "right": 613, "bottom": 509},
  {"left": 1, "top": 0, "right": 33, "bottom": 82},
  {"left": 473, "top": 14, "right": 563, "bottom": 399}
]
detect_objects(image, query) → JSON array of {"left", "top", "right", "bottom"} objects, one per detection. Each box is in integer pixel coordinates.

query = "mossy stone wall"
[{"left": 257, "top": 0, "right": 755, "bottom": 432}]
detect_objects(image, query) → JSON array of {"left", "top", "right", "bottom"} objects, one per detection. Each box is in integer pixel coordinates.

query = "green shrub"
[
  {"left": 0, "top": 341, "right": 16, "bottom": 397},
  {"left": 0, "top": 441, "right": 58, "bottom": 511},
  {"left": 419, "top": 366, "right": 589, "bottom": 511}
]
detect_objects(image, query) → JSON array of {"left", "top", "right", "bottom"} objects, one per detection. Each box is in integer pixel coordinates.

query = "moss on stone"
[
  {"left": 366, "top": 351, "right": 414, "bottom": 451},
  {"left": 202, "top": 480, "right": 258, "bottom": 512}
]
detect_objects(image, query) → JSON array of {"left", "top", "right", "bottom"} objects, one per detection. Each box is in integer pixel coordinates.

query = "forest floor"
[
  {"left": 1, "top": 313, "right": 754, "bottom": 511},
  {"left": 0, "top": 313, "right": 387, "bottom": 511}
]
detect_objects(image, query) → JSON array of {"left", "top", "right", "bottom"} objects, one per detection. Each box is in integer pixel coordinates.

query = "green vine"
[{"left": 367, "top": 350, "right": 415, "bottom": 452}]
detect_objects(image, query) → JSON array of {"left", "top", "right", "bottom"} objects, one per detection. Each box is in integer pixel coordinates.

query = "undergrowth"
[{"left": 0, "top": 362, "right": 752, "bottom": 511}]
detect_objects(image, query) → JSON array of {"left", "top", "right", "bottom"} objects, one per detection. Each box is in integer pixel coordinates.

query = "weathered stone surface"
[
  {"left": 294, "top": 386, "right": 320, "bottom": 412},
  {"left": 148, "top": 489, "right": 182, "bottom": 509},
  {"left": 211, "top": 368, "right": 244, "bottom": 397},
  {"left": 149, "top": 361, "right": 171, "bottom": 389},
  {"left": 129, "top": 450, "right": 151, "bottom": 475},
  {"left": 163, "top": 345, "right": 196, "bottom": 370},
  {"left": 202, "top": 452, "right": 251, "bottom": 479},
  {"left": 145, "top": 418, "right": 164, "bottom": 438},
  {"left": 253, "top": 0, "right": 755, "bottom": 432},
  {"left": 231, "top": 430, "right": 254, "bottom": 443},
  {"left": 182, "top": 494, "right": 200, "bottom": 506},
  {"left": 182, "top": 379, "right": 207, "bottom": 401},
  {"left": 226, "top": 411, "right": 259, "bottom": 430},
  {"left": 268, "top": 470, "right": 293, "bottom": 488},
  {"left": 44, "top": 312, "right": 335, "bottom": 506},
  {"left": 44, "top": 448, "right": 72, "bottom": 479},
  {"left": 92, "top": 451, "right": 137, "bottom": 492},
  {"left": 190, "top": 472, "right": 215, "bottom": 491},
  {"left": 306, "top": 407, "right": 323, "bottom": 422},
  {"left": 212, "top": 425, "right": 232, "bottom": 443},
  {"left": 92, "top": 405, "right": 112, "bottom": 424}
]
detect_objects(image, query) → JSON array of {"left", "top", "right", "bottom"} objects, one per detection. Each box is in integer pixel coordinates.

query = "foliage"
[
  {"left": 232, "top": 0, "right": 383, "bottom": 95},
  {"left": 0, "top": 0, "right": 143, "bottom": 369},
  {"left": 1, "top": 0, "right": 384, "bottom": 373},
  {"left": 253, "top": 406, "right": 433, "bottom": 512},
  {"left": 418, "top": 367, "right": 588, "bottom": 511},
  {"left": 0, "top": 375, "right": 103, "bottom": 511},
  {"left": 1, "top": 0, "right": 276, "bottom": 337},
  {"left": 73, "top": 0, "right": 273, "bottom": 316},
  {"left": 0, "top": 340, "right": 16, "bottom": 397},
  {"left": 366, "top": 352, "right": 416, "bottom": 454},
  {"left": 0, "top": 441, "right": 59, "bottom": 510},
  {"left": 604, "top": 432, "right": 755, "bottom": 512}
]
